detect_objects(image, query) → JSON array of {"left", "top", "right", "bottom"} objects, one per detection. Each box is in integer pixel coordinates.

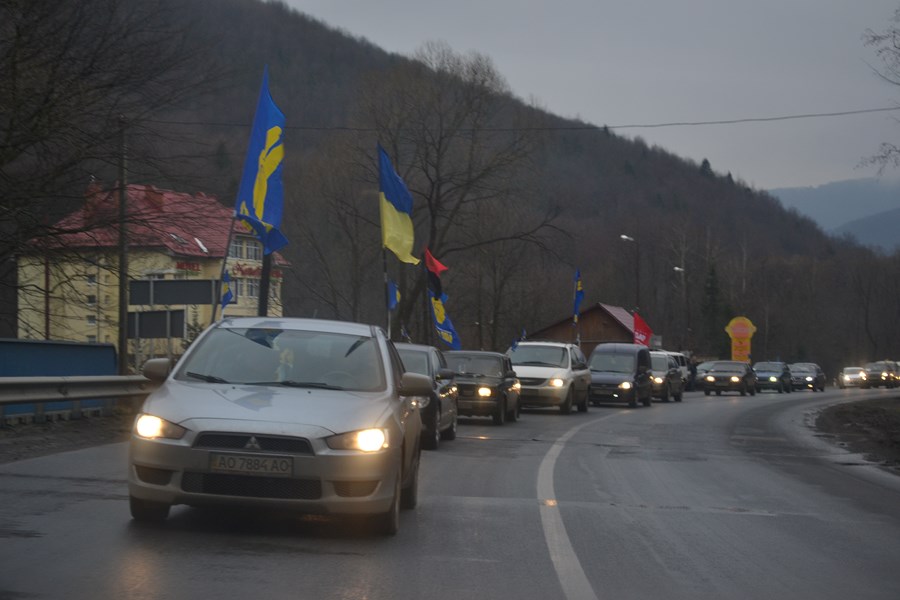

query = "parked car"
[
  {"left": 862, "top": 361, "right": 897, "bottom": 388},
  {"left": 506, "top": 341, "right": 590, "bottom": 413},
  {"left": 649, "top": 350, "right": 684, "bottom": 402},
  {"left": 838, "top": 366, "right": 867, "bottom": 389},
  {"left": 752, "top": 361, "right": 793, "bottom": 394},
  {"left": 703, "top": 360, "right": 757, "bottom": 396},
  {"left": 396, "top": 343, "right": 459, "bottom": 450},
  {"left": 444, "top": 350, "right": 520, "bottom": 425},
  {"left": 789, "top": 362, "right": 826, "bottom": 391},
  {"left": 586, "top": 343, "right": 653, "bottom": 408},
  {"left": 127, "top": 317, "right": 431, "bottom": 536}
]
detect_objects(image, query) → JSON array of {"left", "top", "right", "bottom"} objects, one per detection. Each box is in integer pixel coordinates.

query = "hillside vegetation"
[{"left": 5, "top": 0, "right": 900, "bottom": 376}]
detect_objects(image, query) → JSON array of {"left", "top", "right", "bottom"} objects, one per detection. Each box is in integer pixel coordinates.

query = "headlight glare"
[
  {"left": 769, "top": 376, "right": 777, "bottom": 382},
  {"left": 549, "top": 378, "right": 564, "bottom": 388},
  {"left": 705, "top": 375, "right": 714, "bottom": 382},
  {"left": 134, "top": 414, "right": 186, "bottom": 440},
  {"left": 730, "top": 376, "right": 740, "bottom": 383},
  {"left": 619, "top": 381, "right": 632, "bottom": 390},
  {"left": 327, "top": 428, "right": 388, "bottom": 452},
  {"left": 478, "top": 387, "right": 493, "bottom": 397},
  {"left": 653, "top": 376, "right": 663, "bottom": 384}
]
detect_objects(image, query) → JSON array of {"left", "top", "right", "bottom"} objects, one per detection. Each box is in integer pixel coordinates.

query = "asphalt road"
[{"left": 1, "top": 388, "right": 899, "bottom": 600}]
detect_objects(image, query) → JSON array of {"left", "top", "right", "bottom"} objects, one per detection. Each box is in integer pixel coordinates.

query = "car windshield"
[
  {"left": 753, "top": 362, "right": 780, "bottom": 371},
  {"left": 175, "top": 327, "right": 386, "bottom": 391},
  {"left": 651, "top": 355, "right": 669, "bottom": 370},
  {"left": 588, "top": 352, "right": 636, "bottom": 374},
  {"left": 696, "top": 361, "right": 715, "bottom": 371},
  {"left": 843, "top": 367, "right": 863, "bottom": 374},
  {"left": 710, "top": 361, "right": 745, "bottom": 373},
  {"left": 791, "top": 365, "right": 814, "bottom": 374},
  {"left": 865, "top": 362, "right": 888, "bottom": 370},
  {"left": 397, "top": 349, "right": 429, "bottom": 377},
  {"left": 445, "top": 354, "right": 503, "bottom": 377},
  {"left": 509, "top": 345, "right": 567, "bottom": 368}
]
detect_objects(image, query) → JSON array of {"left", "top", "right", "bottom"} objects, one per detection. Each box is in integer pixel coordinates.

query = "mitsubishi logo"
[{"left": 244, "top": 436, "right": 262, "bottom": 451}]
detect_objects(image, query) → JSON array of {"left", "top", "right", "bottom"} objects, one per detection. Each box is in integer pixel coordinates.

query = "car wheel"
[
  {"left": 673, "top": 386, "right": 683, "bottom": 402},
  {"left": 740, "top": 383, "right": 747, "bottom": 396},
  {"left": 376, "top": 473, "right": 401, "bottom": 536},
  {"left": 400, "top": 448, "right": 419, "bottom": 510},
  {"left": 660, "top": 384, "right": 670, "bottom": 402},
  {"left": 507, "top": 395, "right": 519, "bottom": 422},
  {"left": 715, "top": 390, "right": 722, "bottom": 396},
  {"left": 129, "top": 496, "right": 170, "bottom": 523},
  {"left": 749, "top": 384, "right": 756, "bottom": 396},
  {"left": 422, "top": 408, "right": 440, "bottom": 451},
  {"left": 560, "top": 388, "right": 573, "bottom": 414},
  {"left": 641, "top": 391, "right": 652, "bottom": 407},
  {"left": 577, "top": 390, "right": 588, "bottom": 413},
  {"left": 704, "top": 389, "right": 711, "bottom": 396},
  {"left": 440, "top": 409, "right": 457, "bottom": 440},
  {"left": 492, "top": 399, "right": 506, "bottom": 426}
]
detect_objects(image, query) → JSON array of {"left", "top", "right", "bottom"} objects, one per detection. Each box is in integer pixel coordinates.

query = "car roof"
[
  {"left": 217, "top": 316, "right": 376, "bottom": 337},
  {"left": 513, "top": 340, "right": 573, "bottom": 348},
  {"left": 395, "top": 343, "right": 439, "bottom": 352},
  {"left": 590, "top": 343, "right": 648, "bottom": 354},
  {"left": 446, "top": 350, "right": 507, "bottom": 358}
]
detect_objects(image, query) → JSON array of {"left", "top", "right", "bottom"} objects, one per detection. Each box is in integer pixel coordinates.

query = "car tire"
[
  {"left": 673, "top": 386, "right": 683, "bottom": 402},
  {"left": 715, "top": 390, "right": 722, "bottom": 396},
  {"left": 641, "top": 390, "right": 652, "bottom": 407},
  {"left": 704, "top": 390, "right": 711, "bottom": 396},
  {"left": 440, "top": 410, "right": 457, "bottom": 440},
  {"left": 422, "top": 409, "right": 440, "bottom": 451},
  {"left": 507, "top": 395, "right": 519, "bottom": 422},
  {"left": 749, "top": 385, "right": 756, "bottom": 396},
  {"left": 577, "top": 390, "right": 588, "bottom": 413},
  {"left": 660, "top": 384, "right": 670, "bottom": 402},
  {"left": 740, "top": 383, "right": 747, "bottom": 397},
  {"left": 492, "top": 399, "right": 506, "bottom": 426},
  {"left": 560, "top": 388, "right": 573, "bottom": 414},
  {"left": 129, "top": 495, "right": 170, "bottom": 523},
  {"left": 400, "top": 448, "right": 419, "bottom": 510}
]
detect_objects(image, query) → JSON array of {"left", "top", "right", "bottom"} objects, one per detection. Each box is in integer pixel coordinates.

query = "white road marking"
[{"left": 537, "top": 413, "right": 623, "bottom": 600}]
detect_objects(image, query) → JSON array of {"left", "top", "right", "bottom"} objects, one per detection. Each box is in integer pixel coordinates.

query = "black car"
[
  {"left": 752, "top": 361, "right": 793, "bottom": 393},
  {"left": 789, "top": 362, "right": 826, "bottom": 392},
  {"left": 396, "top": 343, "right": 459, "bottom": 449},
  {"left": 862, "top": 361, "right": 898, "bottom": 389},
  {"left": 703, "top": 361, "right": 757, "bottom": 396},
  {"left": 649, "top": 351, "right": 684, "bottom": 402},
  {"left": 444, "top": 350, "right": 520, "bottom": 425},
  {"left": 586, "top": 343, "right": 653, "bottom": 408}
]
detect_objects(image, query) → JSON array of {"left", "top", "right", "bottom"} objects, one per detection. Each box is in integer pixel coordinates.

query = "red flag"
[
  {"left": 424, "top": 247, "right": 448, "bottom": 275},
  {"left": 633, "top": 312, "right": 652, "bottom": 346}
]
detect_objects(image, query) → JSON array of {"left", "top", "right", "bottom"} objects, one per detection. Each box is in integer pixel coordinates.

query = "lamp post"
[
  {"left": 620, "top": 234, "right": 640, "bottom": 312},
  {"left": 673, "top": 266, "right": 687, "bottom": 348}
]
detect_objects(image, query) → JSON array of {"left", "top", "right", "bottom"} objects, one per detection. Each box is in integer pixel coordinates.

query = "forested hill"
[{"left": 11, "top": 0, "right": 898, "bottom": 374}]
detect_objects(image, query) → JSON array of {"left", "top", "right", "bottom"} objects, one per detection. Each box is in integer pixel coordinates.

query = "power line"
[{"left": 145, "top": 105, "right": 900, "bottom": 132}]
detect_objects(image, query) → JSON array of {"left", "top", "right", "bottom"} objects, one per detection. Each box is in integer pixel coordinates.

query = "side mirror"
[
  {"left": 400, "top": 372, "right": 432, "bottom": 397},
  {"left": 506, "top": 370, "right": 517, "bottom": 378},
  {"left": 142, "top": 358, "right": 172, "bottom": 382}
]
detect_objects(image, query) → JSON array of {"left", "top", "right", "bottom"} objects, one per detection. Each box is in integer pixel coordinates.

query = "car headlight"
[
  {"left": 134, "top": 414, "right": 186, "bottom": 440},
  {"left": 860, "top": 373, "right": 867, "bottom": 379},
  {"left": 549, "top": 378, "right": 565, "bottom": 388},
  {"left": 653, "top": 376, "right": 663, "bottom": 384},
  {"left": 705, "top": 375, "right": 714, "bottom": 382},
  {"left": 326, "top": 428, "right": 389, "bottom": 452},
  {"left": 478, "top": 387, "right": 493, "bottom": 397},
  {"left": 730, "top": 376, "right": 740, "bottom": 383},
  {"left": 512, "top": 381, "right": 521, "bottom": 391},
  {"left": 619, "top": 381, "right": 632, "bottom": 390},
  {"left": 805, "top": 376, "right": 813, "bottom": 382},
  {"left": 769, "top": 376, "right": 777, "bottom": 382},
  {"left": 882, "top": 372, "right": 889, "bottom": 379}
]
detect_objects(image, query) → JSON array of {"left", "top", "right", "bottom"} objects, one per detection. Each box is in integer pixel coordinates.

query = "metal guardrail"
[{"left": 0, "top": 375, "right": 161, "bottom": 423}]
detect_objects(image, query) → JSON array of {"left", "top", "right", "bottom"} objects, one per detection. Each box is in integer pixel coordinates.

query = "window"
[
  {"left": 87, "top": 315, "right": 96, "bottom": 325},
  {"left": 246, "top": 241, "right": 262, "bottom": 261},
  {"left": 246, "top": 278, "right": 260, "bottom": 299},
  {"left": 86, "top": 294, "right": 97, "bottom": 305},
  {"left": 87, "top": 335, "right": 97, "bottom": 343},
  {"left": 86, "top": 275, "right": 96, "bottom": 285},
  {"left": 229, "top": 239, "right": 243, "bottom": 258}
]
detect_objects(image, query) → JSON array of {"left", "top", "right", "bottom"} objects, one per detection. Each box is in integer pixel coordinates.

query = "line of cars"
[
  {"left": 838, "top": 360, "right": 900, "bottom": 389},
  {"left": 693, "top": 359, "right": 827, "bottom": 395}
]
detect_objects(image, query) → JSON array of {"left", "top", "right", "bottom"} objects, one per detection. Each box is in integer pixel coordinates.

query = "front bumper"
[
  {"left": 518, "top": 384, "right": 567, "bottom": 407},
  {"left": 128, "top": 433, "right": 400, "bottom": 516}
]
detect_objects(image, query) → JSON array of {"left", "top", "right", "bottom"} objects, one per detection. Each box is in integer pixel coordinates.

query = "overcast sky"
[{"left": 288, "top": 0, "right": 900, "bottom": 191}]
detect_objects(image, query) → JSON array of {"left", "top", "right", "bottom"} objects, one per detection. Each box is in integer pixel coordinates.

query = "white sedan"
[{"left": 128, "top": 317, "right": 430, "bottom": 535}]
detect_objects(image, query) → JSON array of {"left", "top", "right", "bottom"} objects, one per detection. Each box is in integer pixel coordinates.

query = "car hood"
[
  {"left": 454, "top": 374, "right": 503, "bottom": 385},
  {"left": 590, "top": 371, "right": 634, "bottom": 384},
  {"left": 142, "top": 379, "right": 394, "bottom": 436},
  {"left": 755, "top": 370, "right": 780, "bottom": 377},
  {"left": 512, "top": 365, "right": 567, "bottom": 379}
]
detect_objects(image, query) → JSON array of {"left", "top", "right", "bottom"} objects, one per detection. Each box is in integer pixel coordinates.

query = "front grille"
[
  {"left": 518, "top": 377, "right": 546, "bottom": 386},
  {"left": 333, "top": 480, "right": 379, "bottom": 497},
  {"left": 135, "top": 465, "right": 173, "bottom": 485},
  {"left": 194, "top": 433, "right": 313, "bottom": 455},
  {"left": 181, "top": 472, "right": 321, "bottom": 499}
]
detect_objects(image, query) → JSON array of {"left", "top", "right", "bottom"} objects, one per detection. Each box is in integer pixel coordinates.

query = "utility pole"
[{"left": 117, "top": 115, "right": 129, "bottom": 375}]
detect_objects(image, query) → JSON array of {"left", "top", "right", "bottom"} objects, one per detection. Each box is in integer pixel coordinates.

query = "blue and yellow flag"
[
  {"left": 235, "top": 67, "right": 288, "bottom": 255},
  {"left": 428, "top": 289, "right": 461, "bottom": 350},
  {"left": 573, "top": 269, "right": 584, "bottom": 324},
  {"left": 378, "top": 144, "right": 419, "bottom": 265},
  {"left": 387, "top": 279, "right": 400, "bottom": 311},
  {"left": 220, "top": 271, "right": 234, "bottom": 312}
]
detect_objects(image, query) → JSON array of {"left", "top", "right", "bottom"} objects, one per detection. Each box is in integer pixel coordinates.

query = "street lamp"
[
  {"left": 673, "top": 266, "right": 688, "bottom": 348},
  {"left": 620, "top": 234, "right": 640, "bottom": 312}
]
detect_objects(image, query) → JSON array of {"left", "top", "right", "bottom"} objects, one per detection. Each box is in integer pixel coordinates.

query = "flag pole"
[
  {"left": 211, "top": 217, "right": 238, "bottom": 326},
  {"left": 383, "top": 247, "right": 391, "bottom": 338}
]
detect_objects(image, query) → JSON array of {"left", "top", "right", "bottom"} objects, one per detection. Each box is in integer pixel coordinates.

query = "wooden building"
[{"left": 528, "top": 303, "right": 636, "bottom": 356}]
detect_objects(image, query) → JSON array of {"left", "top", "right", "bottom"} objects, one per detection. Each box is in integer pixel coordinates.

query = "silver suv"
[{"left": 506, "top": 341, "right": 591, "bottom": 413}]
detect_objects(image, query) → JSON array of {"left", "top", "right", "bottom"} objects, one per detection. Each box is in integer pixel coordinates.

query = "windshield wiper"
[
  {"left": 186, "top": 372, "right": 230, "bottom": 383},
  {"left": 246, "top": 380, "right": 345, "bottom": 390}
]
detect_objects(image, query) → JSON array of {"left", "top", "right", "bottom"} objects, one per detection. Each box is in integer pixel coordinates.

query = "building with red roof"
[{"left": 17, "top": 183, "right": 288, "bottom": 370}]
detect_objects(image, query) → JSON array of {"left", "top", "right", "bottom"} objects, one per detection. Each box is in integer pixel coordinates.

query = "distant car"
[
  {"left": 789, "top": 362, "right": 826, "bottom": 391},
  {"left": 649, "top": 350, "right": 684, "bottom": 402},
  {"left": 838, "top": 366, "right": 867, "bottom": 389},
  {"left": 703, "top": 361, "right": 757, "bottom": 396},
  {"left": 663, "top": 350, "right": 690, "bottom": 388},
  {"left": 506, "top": 341, "right": 590, "bottom": 413},
  {"left": 752, "top": 361, "right": 793, "bottom": 394},
  {"left": 587, "top": 343, "right": 653, "bottom": 408},
  {"left": 396, "top": 343, "right": 459, "bottom": 450},
  {"left": 862, "top": 361, "right": 897, "bottom": 388},
  {"left": 127, "top": 317, "right": 432, "bottom": 535},
  {"left": 444, "top": 350, "right": 520, "bottom": 425},
  {"left": 693, "top": 361, "right": 717, "bottom": 389}
]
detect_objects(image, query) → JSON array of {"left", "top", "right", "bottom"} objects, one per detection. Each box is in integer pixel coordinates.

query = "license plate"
[{"left": 209, "top": 453, "right": 293, "bottom": 477}]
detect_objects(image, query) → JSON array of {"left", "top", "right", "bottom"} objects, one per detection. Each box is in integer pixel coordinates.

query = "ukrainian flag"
[
  {"left": 235, "top": 66, "right": 288, "bottom": 255},
  {"left": 378, "top": 144, "right": 419, "bottom": 265}
]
